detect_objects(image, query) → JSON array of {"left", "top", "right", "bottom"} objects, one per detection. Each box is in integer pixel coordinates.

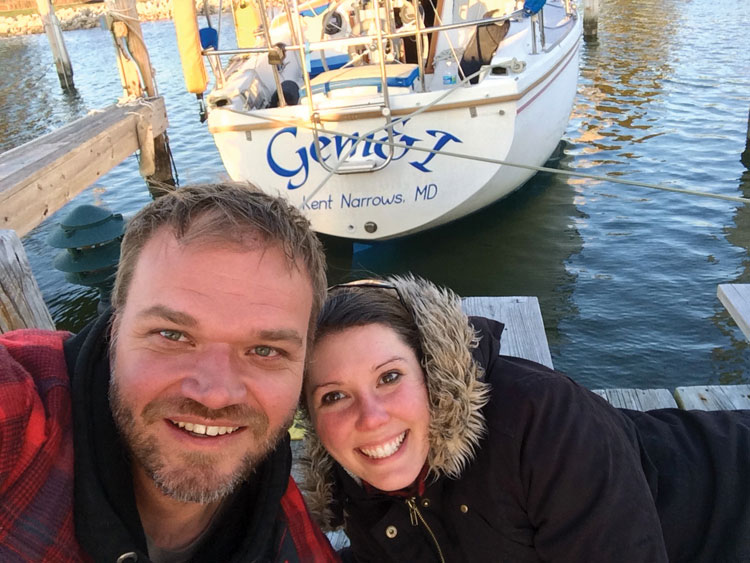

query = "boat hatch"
[{"left": 299, "top": 64, "right": 421, "bottom": 99}]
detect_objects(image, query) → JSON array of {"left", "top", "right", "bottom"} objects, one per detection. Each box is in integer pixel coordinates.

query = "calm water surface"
[{"left": 1, "top": 0, "right": 749, "bottom": 389}]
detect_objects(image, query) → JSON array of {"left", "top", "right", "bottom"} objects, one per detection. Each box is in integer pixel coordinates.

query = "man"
[{"left": 0, "top": 183, "right": 337, "bottom": 562}]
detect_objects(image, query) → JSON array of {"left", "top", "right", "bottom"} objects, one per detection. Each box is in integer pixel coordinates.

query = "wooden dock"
[
  {"left": 462, "top": 296, "right": 750, "bottom": 412},
  {"left": 0, "top": 97, "right": 168, "bottom": 238}
]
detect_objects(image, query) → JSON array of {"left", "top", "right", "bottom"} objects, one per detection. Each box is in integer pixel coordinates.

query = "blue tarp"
[{"left": 523, "top": 0, "right": 546, "bottom": 15}]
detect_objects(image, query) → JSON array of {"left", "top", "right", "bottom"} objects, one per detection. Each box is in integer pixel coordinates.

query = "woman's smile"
[{"left": 357, "top": 430, "right": 408, "bottom": 460}]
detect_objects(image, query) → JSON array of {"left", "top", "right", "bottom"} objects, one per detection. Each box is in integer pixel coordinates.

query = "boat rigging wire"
[
  {"left": 224, "top": 66, "right": 750, "bottom": 206},
  {"left": 210, "top": 7, "right": 747, "bottom": 207}
]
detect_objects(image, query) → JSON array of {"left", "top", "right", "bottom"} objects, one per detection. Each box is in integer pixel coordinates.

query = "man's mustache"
[{"left": 141, "top": 397, "right": 269, "bottom": 434}]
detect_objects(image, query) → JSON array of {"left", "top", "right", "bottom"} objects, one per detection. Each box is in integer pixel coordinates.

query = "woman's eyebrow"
[{"left": 374, "top": 356, "right": 407, "bottom": 370}]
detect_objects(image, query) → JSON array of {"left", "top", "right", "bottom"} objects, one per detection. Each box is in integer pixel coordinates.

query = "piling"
[
  {"left": 35, "top": 0, "right": 74, "bottom": 91},
  {"left": 583, "top": 0, "right": 599, "bottom": 41},
  {"left": 0, "top": 230, "right": 55, "bottom": 333},
  {"left": 104, "top": 0, "right": 176, "bottom": 196}
]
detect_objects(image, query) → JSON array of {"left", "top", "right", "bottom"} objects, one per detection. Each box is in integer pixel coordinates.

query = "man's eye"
[
  {"left": 253, "top": 345, "right": 278, "bottom": 357},
  {"left": 160, "top": 330, "right": 186, "bottom": 342},
  {"left": 379, "top": 371, "right": 401, "bottom": 385},
  {"left": 321, "top": 391, "right": 346, "bottom": 405}
]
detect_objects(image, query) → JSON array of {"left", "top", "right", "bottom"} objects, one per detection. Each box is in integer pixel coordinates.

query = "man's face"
[{"left": 110, "top": 228, "right": 313, "bottom": 504}]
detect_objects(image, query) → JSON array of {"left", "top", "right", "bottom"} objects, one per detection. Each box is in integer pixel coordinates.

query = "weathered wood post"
[
  {"left": 0, "top": 230, "right": 55, "bottom": 333},
  {"left": 104, "top": 0, "right": 176, "bottom": 197},
  {"left": 35, "top": 0, "right": 74, "bottom": 91},
  {"left": 583, "top": 0, "right": 599, "bottom": 41}
]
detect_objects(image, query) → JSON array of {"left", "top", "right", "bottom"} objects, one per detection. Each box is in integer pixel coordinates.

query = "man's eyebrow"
[
  {"left": 136, "top": 305, "right": 198, "bottom": 327},
  {"left": 258, "top": 329, "right": 304, "bottom": 347}
]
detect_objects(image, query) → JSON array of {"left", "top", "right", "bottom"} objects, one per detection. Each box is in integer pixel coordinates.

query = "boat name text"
[{"left": 266, "top": 121, "right": 462, "bottom": 190}]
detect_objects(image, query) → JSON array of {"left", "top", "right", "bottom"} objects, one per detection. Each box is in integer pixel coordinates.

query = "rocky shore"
[{"left": 0, "top": 0, "right": 221, "bottom": 37}]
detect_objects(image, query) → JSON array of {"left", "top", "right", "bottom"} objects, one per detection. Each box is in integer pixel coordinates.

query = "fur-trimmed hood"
[{"left": 299, "top": 275, "right": 491, "bottom": 530}]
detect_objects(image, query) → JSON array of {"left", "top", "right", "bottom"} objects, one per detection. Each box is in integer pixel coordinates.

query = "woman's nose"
[{"left": 355, "top": 394, "right": 389, "bottom": 431}]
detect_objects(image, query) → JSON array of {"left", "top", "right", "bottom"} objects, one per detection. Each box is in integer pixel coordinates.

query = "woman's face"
[{"left": 305, "top": 323, "right": 431, "bottom": 491}]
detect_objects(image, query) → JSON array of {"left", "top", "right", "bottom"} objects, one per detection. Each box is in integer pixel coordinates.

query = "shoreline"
[{"left": 0, "top": 0, "right": 222, "bottom": 37}]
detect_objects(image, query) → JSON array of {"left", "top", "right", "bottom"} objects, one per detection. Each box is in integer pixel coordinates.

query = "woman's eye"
[
  {"left": 253, "top": 345, "right": 278, "bottom": 357},
  {"left": 321, "top": 391, "right": 346, "bottom": 405},
  {"left": 160, "top": 329, "right": 186, "bottom": 342},
  {"left": 379, "top": 371, "right": 401, "bottom": 385}
]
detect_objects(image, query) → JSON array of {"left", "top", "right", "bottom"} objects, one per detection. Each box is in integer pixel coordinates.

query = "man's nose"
[
  {"left": 355, "top": 393, "right": 389, "bottom": 431},
  {"left": 180, "top": 344, "right": 248, "bottom": 409}
]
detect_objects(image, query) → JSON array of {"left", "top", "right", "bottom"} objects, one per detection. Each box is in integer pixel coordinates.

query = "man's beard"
[{"left": 109, "top": 374, "right": 293, "bottom": 504}]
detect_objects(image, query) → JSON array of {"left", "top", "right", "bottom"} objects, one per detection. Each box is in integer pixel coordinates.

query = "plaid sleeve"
[
  {"left": 0, "top": 329, "right": 85, "bottom": 562},
  {"left": 280, "top": 476, "right": 341, "bottom": 562}
]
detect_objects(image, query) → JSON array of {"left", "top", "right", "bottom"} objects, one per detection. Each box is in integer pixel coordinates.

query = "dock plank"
[
  {"left": 674, "top": 385, "right": 750, "bottom": 411},
  {"left": 591, "top": 388, "right": 677, "bottom": 410},
  {"left": 462, "top": 296, "right": 554, "bottom": 369},
  {"left": 717, "top": 284, "right": 750, "bottom": 342},
  {"left": 0, "top": 97, "right": 168, "bottom": 237}
]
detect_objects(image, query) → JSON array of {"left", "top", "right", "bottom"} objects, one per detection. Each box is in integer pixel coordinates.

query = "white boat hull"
[{"left": 207, "top": 3, "right": 582, "bottom": 240}]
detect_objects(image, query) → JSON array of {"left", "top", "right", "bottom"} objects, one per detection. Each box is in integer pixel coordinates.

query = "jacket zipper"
[{"left": 405, "top": 497, "right": 446, "bottom": 563}]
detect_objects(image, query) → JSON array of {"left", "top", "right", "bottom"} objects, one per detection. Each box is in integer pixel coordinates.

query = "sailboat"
[{"left": 174, "top": 0, "right": 582, "bottom": 239}]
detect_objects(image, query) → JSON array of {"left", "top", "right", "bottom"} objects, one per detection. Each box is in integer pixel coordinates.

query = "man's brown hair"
[{"left": 112, "top": 182, "right": 327, "bottom": 339}]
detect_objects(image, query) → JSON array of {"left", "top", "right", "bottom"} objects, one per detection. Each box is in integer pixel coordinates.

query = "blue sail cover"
[{"left": 523, "top": 0, "right": 546, "bottom": 14}]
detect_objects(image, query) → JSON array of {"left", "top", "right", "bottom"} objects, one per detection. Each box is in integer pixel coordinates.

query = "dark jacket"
[
  {"left": 300, "top": 275, "right": 750, "bottom": 563},
  {"left": 0, "top": 312, "right": 337, "bottom": 563}
]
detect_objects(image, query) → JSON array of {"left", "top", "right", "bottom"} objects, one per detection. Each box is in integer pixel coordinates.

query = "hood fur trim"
[{"left": 299, "top": 275, "right": 490, "bottom": 530}]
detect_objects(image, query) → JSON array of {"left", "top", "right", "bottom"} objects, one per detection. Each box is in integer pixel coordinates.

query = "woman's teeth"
[
  {"left": 359, "top": 431, "right": 407, "bottom": 459},
  {"left": 170, "top": 420, "right": 239, "bottom": 436}
]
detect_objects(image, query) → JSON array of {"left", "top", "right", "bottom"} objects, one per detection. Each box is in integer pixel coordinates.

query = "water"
[{"left": 1, "top": 0, "right": 749, "bottom": 389}]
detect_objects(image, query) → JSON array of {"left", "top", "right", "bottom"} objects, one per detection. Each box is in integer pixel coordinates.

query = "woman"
[{"left": 300, "top": 275, "right": 750, "bottom": 562}]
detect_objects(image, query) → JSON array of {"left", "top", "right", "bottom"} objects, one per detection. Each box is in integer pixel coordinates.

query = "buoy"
[{"left": 173, "top": 0, "right": 208, "bottom": 94}]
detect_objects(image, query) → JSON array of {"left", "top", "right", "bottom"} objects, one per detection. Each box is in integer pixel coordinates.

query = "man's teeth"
[
  {"left": 360, "top": 432, "right": 406, "bottom": 459},
  {"left": 171, "top": 420, "right": 239, "bottom": 436}
]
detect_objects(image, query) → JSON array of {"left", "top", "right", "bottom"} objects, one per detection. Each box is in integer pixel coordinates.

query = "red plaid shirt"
[
  {"left": 0, "top": 329, "right": 85, "bottom": 562},
  {"left": 0, "top": 329, "right": 338, "bottom": 562}
]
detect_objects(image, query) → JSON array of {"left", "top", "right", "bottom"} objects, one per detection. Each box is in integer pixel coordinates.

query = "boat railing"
[
  {"left": 205, "top": 12, "right": 523, "bottom": 59},
  {"left": 203, "top": 0, "right": 575, "bottom": 175}
]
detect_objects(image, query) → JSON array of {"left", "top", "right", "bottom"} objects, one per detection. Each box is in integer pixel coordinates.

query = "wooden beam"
[
  {"left": 462, "top": 296, "right": 554, "bottom": 369},
  {"left": 0, "top": 230, "right": 55, "bottom": 333},
  {"left": 718, "top": 283, "right": 750, "bottom": 342},
  {"left": 591, "top": 388, "right": 677, "bottom": 410},
  {"left": 0, "top": 97, "right": 168, "bottom": 237},
  {"left": 104, "top": 0, "right": 176, "bottom": 195},
  {"left": 674, "top": 385, "right": 750, "bottom": 411}
]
